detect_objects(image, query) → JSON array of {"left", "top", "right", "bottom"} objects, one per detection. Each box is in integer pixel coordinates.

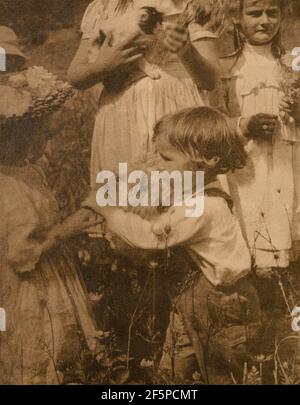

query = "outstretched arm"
[
  {"left": 41, "top": 209, "right": 104, "bottom": 252},
  {"left": 101, "top": 206, "right": 206, "bottom": 250},
  {"left": 82, "top": 193, "right": 208, "bottom": 251},
  {"left": 163, "top": 23, "right": 219, "bottom": 91},
  {"left": 180, "top": 38, "right": 220, "bottom": 91}
]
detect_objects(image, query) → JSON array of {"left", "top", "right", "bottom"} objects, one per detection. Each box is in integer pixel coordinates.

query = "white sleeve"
[
  {"left": 98, "top": 204, "right": 209, "bottom": 250},
  {"left": 188, "top": 22, "right": 218, "bottom": 42}
]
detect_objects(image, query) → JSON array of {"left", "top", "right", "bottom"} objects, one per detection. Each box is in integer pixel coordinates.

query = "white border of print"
[
  {"left": 0, "top": 307, "right": 6, "bottom": 332},
  {"left": 0, "top": 47, "right": 6, "bottom": 71}
]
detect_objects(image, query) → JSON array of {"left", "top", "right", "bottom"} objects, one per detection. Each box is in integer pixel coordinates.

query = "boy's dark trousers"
[{"left": 159, "top": 269, "right": 262, "bottom": 384}]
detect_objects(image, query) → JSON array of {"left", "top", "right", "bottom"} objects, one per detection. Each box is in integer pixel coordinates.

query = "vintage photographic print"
[{"left": 1, "top": 0, "right": 300, "bottom": 393}]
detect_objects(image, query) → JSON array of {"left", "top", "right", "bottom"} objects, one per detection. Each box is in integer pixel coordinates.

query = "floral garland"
[{"left": 0, "top": 66, "right": 74, "bottom": 128}]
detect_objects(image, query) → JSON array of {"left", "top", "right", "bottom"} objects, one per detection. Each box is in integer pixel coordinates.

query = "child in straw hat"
[{"left": 0, "top": 35, "right": 103, "bottom": 384}]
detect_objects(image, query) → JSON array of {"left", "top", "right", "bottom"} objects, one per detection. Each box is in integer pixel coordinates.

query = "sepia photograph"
[{"left": 1, "top": 0, "right": 300, "bottom": 397}]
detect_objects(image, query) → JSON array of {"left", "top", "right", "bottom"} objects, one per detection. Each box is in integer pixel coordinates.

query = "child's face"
[
  {"left": 155, "top": 133, "right": 192, "bottom": 173},
  {"left": 239, "top": 0, "right": 281, "bottom": 45}
]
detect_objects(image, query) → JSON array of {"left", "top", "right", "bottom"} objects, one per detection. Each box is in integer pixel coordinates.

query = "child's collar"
[{"left": 244, "top": 41, "right": 273, "bottom": 57}]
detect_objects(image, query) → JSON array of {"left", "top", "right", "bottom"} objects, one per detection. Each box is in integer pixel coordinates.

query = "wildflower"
[
  {"left": 148, "top": 261, "right": 159, "bottom": 270},
  {"left": 192, "top": 371, "right": 202, "bottom": 381},
  {"left": 140, "top": 358, "right": 154, "bottom": 369},
  {"left": 256, "top": 354, "right": 266, "bottom": 363},
  {"left": 95, "top": 330, "right": 111, "bottom": 342},
  {"left": 283, "top": 361, "right": 289, "bottom": 370},
  {"left": 89, "top": 292, "right": 104, "bottom": 303},
  {"left": 96, "top": 351, "right": 105, "bottom": 363},
  {"left": 255, "top": 354, "right": 273, "bottom": 363},
  {"left": 78, "top": 249, "right": 91, "bottom": 266},
  {"left": 111, "top": 261, "right": 118, "bottom": 273}
]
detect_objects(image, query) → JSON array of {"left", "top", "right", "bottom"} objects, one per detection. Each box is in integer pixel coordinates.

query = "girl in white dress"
[
  {"left": 68, "top": 0, "right": 220, "bottom": 183},
  {"left": 214, "top": 0, "right": 300, "bottom": 279}
]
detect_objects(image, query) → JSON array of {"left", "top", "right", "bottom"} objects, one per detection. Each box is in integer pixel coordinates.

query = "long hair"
[{"left": 153, "top": 107, "right": 247, "bottom": 174}]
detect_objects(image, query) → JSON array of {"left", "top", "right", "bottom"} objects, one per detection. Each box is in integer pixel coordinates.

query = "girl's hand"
[
  {"left": 91, "top": 31, "right": 145, "bottom": 76},
  {"left": 60, "top": 209, "right": 104, "bottom": 239},
  {"left": 42, "top": 209, "right": 104, "bottom": 253},
  {"left": 240, "top": 114, "right": 278, "bottom": 141},
  {"left": 163, "top": 23, "right": 189, "bottom": 54}
]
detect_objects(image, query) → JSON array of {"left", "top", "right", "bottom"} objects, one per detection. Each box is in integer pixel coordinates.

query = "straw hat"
[
  {"left": 0, "top": 66, "right": 74, "bottom": 132},
  {"left": 0, "top": 26, "right": 27, "bottom": 69}
]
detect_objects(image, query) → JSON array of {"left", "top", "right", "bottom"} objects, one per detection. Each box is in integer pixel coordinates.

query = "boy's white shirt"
[{"left": 83, "top": 181, "right": 251, "bottom": 287}]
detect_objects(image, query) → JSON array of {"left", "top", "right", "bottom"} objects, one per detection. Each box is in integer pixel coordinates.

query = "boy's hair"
[{"left": 153, "top": 107, "right": 247, "bottom": 174}]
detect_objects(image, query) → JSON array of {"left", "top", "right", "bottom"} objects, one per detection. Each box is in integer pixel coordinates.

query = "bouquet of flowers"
[
  {"left": 279, "top": 53, "right": 300, "bottom": 124},
  {"left": 277, "top": 52, "right": 300, "bottom": 143}
]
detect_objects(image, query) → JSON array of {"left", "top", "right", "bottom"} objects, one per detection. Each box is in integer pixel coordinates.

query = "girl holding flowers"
[{"left": 213, "top": 0, "right": 300, "bottom": 287}]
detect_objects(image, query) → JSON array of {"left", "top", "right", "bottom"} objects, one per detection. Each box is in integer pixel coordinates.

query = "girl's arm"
[
  {"left": 67, "top": 32, "right": 144, "bottom": 90},
  {"left": 209, "top": 75, "right": 278, "bottom": 141},
  {"left": 179, "top": 38, "right": 219, "bottom": 91},
  {"left": 41, "top": 209, "right": 104, "bottom": 252},
  {"left": 163, "top": 23, "right": 219, "bottom": 91}
]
